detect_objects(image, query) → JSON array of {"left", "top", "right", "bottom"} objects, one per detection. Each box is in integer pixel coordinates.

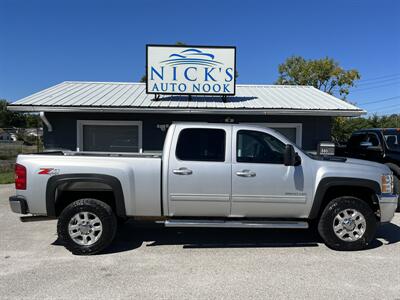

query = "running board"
[
  {"left": 20, "top": 216, "right": 56, "bottom": 222},
  {"left": 164, "top": 219, "right": 308, "bottom": 229}
]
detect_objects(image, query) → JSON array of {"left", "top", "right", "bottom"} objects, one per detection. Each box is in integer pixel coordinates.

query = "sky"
[{"left": 0, "top": 0, "right": 399, "bottom": 115}]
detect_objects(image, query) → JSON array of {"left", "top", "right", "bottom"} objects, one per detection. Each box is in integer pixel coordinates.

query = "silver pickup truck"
[{"left": 9, "top": 123, "right": 398, "bottom": 254}]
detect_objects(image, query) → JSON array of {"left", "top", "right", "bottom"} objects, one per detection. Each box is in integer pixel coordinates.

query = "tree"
[
  {"left": 332, "top": 114, "right": 400, "bottom": 142},
  {"left": 0, "top": 99, "right": 42, "bottom": 128},
  {"left": 275, "top": 56, "right": 362, "bottom": 142},
  {"left": 0, "top": 99, "right": 26, "bottom": 127},
  {"left": 275, "top": 56, "right": 360, "bottom": 98}
]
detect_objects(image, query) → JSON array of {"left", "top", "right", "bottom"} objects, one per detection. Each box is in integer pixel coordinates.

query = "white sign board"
[{"left": 146, "top": 45, "right": 236, "bottom": 95}]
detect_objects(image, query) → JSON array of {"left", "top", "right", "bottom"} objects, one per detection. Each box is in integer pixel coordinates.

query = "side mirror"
[
  {"left": 284, "top": 144, "right": 301, "bottom": 166},
  {"left": 367, "top": 145, "right": 383, "bottom": 152},
  {"left": 360, "top": 141, "right": 373, "bottom": 147}
]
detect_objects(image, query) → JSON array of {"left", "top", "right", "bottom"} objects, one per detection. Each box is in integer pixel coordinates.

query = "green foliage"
[
  {"left": 0, "top": 99, "right": 42, "bottom": 128},
  {"left": 0, "top": 142, "right": 42, "bottom": 161},
  {"left": 275, "top": 55, "right": 374, "bottom": 142},
  {"left": 276, "top": 56, "right": 360, "bottom": 99},
  {"left": 332, "top": 114, "right": 400, "bottom": 142},
  {"left": 0, "top": 172, "right": 14, "bottom": 184},
  {"left": 0, "top": 99, "right": 26, "bottom": 127},
  {"left": 25, "top": 114, "right": 41, "bottom": 128}
]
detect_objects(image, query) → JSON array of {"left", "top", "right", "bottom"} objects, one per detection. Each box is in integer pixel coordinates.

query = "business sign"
[{"left": 146, "top": 45, "right": 236, "bottom": 95}]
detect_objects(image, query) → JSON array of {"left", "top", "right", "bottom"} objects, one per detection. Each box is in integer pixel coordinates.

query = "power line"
[
  {"left": 351, "top": 81, "right": 400, "bottom": 92},
  {"left": 356, "top": 77, "right": 400, "bottom": 87},
  {"left": 358, "top": 73, "right": 400, "bottom": 83},
  {"left": 330, "top": 81, "right": 400, "bottom": 94},
  {"left": 311, "top": 76, "right": 400, "bottom": 94},
  {"left": 369, "top": 103, "right": 400, "bottom": 112},
  {"left": 358, "top": 95, "right": 400, "bottom": 105}
]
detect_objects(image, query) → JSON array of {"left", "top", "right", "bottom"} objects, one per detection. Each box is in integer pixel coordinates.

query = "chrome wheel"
[
  {"left": 333, "top": 209, "right": 366, "bottom": 242},
  {"left": 68, "top": 212, "right": 103, "bottom": 246}
]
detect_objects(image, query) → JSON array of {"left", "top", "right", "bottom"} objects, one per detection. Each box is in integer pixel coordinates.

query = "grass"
[
  {"left": 0, "top": 171, "right": 14, "bottom": 184},
  {"left": 0, "top": 143, "right": 39, "bottom": 184},
  {"left": 0, "top": 143, "right": 39, "bottom": 160}
]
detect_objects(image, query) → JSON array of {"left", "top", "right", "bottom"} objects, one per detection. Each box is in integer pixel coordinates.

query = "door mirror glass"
[
  {"left": 284, "top": 144, "right": 295, "bottom": 166},
  {"left": 294, "top": 153, "right": 302, "bottom": 166},
  {"left": 283, "top": 144, "right": 301, "bottom": 166},
  {"left": 360, "top": 141, "right": 373, "bottom": 147}
]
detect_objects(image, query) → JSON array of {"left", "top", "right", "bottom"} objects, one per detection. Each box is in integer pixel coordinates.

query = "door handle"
[
  {"left": 236, "top": 170, "right": 256, "bottom": 177},
  {"left": 172, "top": 167, "right": 193, "bottom": 175}
]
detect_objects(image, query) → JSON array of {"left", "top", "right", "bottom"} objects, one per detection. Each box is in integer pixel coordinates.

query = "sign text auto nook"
[{"left": 146, "top": 45, "right": 236, "bottom": 95}]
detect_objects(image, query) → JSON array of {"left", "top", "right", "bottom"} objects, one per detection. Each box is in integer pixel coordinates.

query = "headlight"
[{"left": 381, "top": 174, "right": 393, "bottom": 194}]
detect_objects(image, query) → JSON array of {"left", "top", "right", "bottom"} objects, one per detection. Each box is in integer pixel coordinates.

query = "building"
[{"left": 8, "top": 81, "right": 364, "bottom": 153}]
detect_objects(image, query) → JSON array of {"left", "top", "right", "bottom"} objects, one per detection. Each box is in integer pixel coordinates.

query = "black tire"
[
  {"left": 385, "top": 163, "right": 400, "bottom": 212},
  {"left": 318, "top": 196, "right": 377, "bottom": 251},
  {"left": 57, "top": 198, "right": 117, "bottom": 255}
]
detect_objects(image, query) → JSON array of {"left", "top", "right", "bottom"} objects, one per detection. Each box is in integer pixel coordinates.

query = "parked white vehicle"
[{"left": 9, "top": 123, "right": 398, "bottom": 254}]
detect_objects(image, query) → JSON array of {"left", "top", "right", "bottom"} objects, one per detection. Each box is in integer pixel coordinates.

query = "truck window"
[
  {"left": 237, "top": 130, "right": 285, "bottom": 164},
  {"left": 367, "top": 133, "right": 380, "bottom": 146},
  {"left": 348, "top": 133, "right": 367, "bottom": 149},
  {"left": 176, "top": 128, "right": 226, "bottom": 162},
  {"left": 384, "top": 133, "right": 400, "bottom": 150}
]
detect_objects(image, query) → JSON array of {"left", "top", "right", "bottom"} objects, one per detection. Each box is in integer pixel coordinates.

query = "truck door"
[
  {"left": 167, "top": 125, "right": 232, "bottom": 217},
  {"left": 231, "top": 128, "right": 309, "bottom": 218}
]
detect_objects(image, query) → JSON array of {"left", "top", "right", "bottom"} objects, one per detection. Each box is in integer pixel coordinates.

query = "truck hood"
[
  {"left": 311, "top": 155, "right": 390, "bottom": 173},
  {"left": 342, "top": 157, "right": 390, "bottom": 173}
]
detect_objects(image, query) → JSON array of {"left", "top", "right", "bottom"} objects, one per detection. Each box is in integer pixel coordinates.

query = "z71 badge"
[{"left": 38, "top": 168, "right": 60, "bottom": 175}]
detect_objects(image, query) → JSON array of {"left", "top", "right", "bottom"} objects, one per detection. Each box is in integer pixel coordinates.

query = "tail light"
[{"left": 15, "top": 164, "right": 27, "bottom": 190}]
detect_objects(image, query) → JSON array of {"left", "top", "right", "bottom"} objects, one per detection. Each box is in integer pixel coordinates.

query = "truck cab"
[
  {"left": 346, "top": 128, "right": 400, "bottom": 165},
  {"left": 164, "top": 123, "right": 313, "bottom": 218}
]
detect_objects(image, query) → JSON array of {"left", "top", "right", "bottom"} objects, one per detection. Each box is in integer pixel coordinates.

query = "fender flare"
[
  {"left": 309, "top": 177, "right": 380, "bottom": 219},
  {"left": 46, "top": 174, "right": 126, "bottom": 217}
]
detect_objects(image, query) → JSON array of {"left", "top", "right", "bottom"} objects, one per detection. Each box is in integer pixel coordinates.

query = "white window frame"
[
  {"left": 243, "top": 123, "right": 303, "bottom": 147},
  {"left": 76, "top": 120, "right": 143, "bottom": 153}
]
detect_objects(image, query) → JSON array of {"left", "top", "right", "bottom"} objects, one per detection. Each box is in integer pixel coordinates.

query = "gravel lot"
[{"left": 1, "top": 183, "right": 399, "bottom": 299}]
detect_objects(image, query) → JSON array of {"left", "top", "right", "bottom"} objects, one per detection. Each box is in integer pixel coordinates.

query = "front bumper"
[
  {"left": 9, "top": 195, "right": 29, "bottom": 214},
  {"left": 378, "top": 194, "right": 398, "bottom": 223}
]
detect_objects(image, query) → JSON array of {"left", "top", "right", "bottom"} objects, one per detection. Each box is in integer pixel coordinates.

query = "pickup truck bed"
[{"left": 15, "top": 153, "right": 163, "bottom": 217}]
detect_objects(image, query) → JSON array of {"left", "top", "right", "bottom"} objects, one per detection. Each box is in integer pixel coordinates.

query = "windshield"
[{"left": 384, "top": 132, "right": 400, "bottom": 151}]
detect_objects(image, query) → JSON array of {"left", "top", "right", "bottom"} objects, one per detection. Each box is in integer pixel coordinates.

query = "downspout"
[{"left": 40, "top": 112, "right": 52, "bottom": 132}]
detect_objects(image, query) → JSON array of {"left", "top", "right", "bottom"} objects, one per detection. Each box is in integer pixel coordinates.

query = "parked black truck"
[{"left": 336, "top": 128, "right": 400, "bottom": 211}]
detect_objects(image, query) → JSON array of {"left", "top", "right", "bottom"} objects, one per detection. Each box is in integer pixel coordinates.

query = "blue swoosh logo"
[{"left": 160, "top": 48, "right": 222, "bottom": 67}]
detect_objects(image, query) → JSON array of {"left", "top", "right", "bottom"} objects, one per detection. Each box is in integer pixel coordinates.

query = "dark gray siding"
[{"left": 43, "top": 112, "right": 333, "bottom": 151}]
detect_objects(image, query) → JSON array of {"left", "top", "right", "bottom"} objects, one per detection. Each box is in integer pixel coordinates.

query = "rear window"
[{"left": 176, "top": 128, "right": 226, "bottom": 162}]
